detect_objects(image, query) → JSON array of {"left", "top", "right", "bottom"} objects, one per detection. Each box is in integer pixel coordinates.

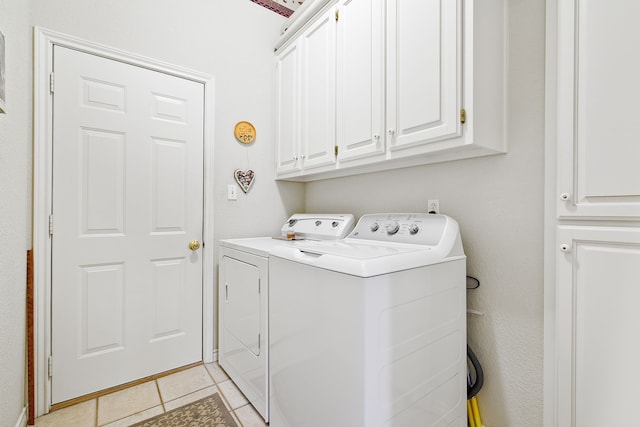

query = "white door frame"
[{"left": 33, "top": 26, "right": 216, "bottom": 416}]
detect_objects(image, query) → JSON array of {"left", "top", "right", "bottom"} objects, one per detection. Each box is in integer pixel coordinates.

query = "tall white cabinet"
[
  {"left": 275, "top": 0, "right": 507, "bottom": 182},
  {"left": 546, "top": 1, "right": 640, "bottom": 426}
]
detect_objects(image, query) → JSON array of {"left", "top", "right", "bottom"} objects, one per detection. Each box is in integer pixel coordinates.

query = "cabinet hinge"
[
  {"left": 48, "top": 355, "right": 53, "bottom": 378},
  {"left": 258, "top": 333, "right": 261, "bottom": 350},
  {"left": 48, "top": 214, "right": 54, "bottom": 237},
  {"left": 49, "top": 73, "right": 55, "bottom": 94},
  {"left": 258, "top": 278, "right": 261, "bottom": 294},
  {"left": 335, "top": 9, "right": 339, "bottom": 22},
  {"left": 334, "top": 145, "right": 339, "bottom": 157},
  {"left": 460, "top": 108, "right": 466, "bottom": 124}
]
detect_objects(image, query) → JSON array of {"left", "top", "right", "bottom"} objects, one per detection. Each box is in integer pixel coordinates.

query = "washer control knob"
[
  {"left": 288, "top": 219, "right": 297, "bottom": 227},
  {"left": 386, "top": 222, "right": 400, "bottom": 235},
  {"left": 370, "top": 222, "right": 379, "bottom": 232},
  {"left": 409, "top": 224, "right": 419, "bottom": 235},
  {"left": 332, "top": 221, "right": 339, "bottom": 228},
  {"left": 315, "top": 220, "right": 322, "bottom": 226}
]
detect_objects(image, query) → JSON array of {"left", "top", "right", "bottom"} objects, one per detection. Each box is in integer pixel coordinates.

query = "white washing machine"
[
  {"left": 218, "top": 214, "right": 355, "bottom": 422},
  {"left": 269, "top": 213, "right": 467, "bottom": 427}
]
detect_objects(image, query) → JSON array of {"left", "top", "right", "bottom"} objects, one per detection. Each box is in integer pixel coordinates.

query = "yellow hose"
[
  {"left": 467, "top": 400, "right": 476, "bottom": 427},
  {"left": 470, "top": 397, "right": 482, "bottom": 427}
]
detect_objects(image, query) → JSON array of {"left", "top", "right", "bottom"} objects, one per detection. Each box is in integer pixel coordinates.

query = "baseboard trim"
[{"left": 14, "top": 407, "right": 27, "bottom": 427}]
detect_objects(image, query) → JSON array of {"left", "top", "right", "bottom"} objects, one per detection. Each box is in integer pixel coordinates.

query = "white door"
[
  {"left": 300, "top": 6, "right": 338, "bottom": 171},
  {"left": 51, "top": 45, "right": 204, "bottom": 403},
  {"left": 275, "top": 41, "right": 302, "bottom": 176},
  {"left": 556, "top": 0, "right": 640, "bottom": 219},
  {"left": 556, "top": 226, "right": 640, "bottom": 426},
  {"left": 387, "top": 0, "right": 460, "bottom": 152},
  {"left": 336, "top": 0, "right": 385, "bottom": 163}
]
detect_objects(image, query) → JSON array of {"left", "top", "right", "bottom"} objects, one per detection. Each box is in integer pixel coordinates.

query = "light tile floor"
[{"left": 35, "top": 363, "right": 268, "bottom": 427}]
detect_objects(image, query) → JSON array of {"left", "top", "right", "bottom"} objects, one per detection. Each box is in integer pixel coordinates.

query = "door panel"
[
  {"left": 222, "top": 257, "right": 261, "bottom": 356},
  {"left": 300, "top": 8, "right": 337, "bottom": 170},
  {"left": 557, "top": 226, "right": 640, "bottom": 426},
  {"left": 275, "top": 42, "right": 301, "bottom": 175},
  {"left": 387, "top": 0, "right": 460, "bottom": 151},
  {"left": 336, "top": 0, "right": 385, "bottom": 162},
  {"left": 51, "top": 45, "right": 204, "bottom": 403},
  {"left": 557, "top": 0, "right": 640, "bottom": 218}
]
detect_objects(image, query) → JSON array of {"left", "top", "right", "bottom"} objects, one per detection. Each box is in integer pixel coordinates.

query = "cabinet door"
[
  {"left": 557, "top": 0, "right": 640, "bottom": 219},
  {"left": 556, "top": 226, "right": 640, "bottom": 426},
  {"left": 386, "top": 0, "right": 460, "bottom": 152},
  {"left": 300, "top": 7, "right": 338, "bottom": 171},
  {"left": 275, "top": 41, "right": 302, "bottom": 175},
  {"left": 336, "top": 0, "right": 385, "bottom": 162}
]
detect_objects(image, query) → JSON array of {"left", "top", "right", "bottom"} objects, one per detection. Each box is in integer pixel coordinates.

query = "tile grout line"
[
  {"left": 205, "top": 364, "right": 245, "bottom": 427},
  {"left": 154, "top": 379, "right": 167, "bottom": 413}
]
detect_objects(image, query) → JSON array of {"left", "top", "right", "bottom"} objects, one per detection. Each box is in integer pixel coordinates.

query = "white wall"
[
  {"left": 304, "top": 1, "right": 546, "bottom": 425},
  {"left": 0, "top": 0, "right": 32, "bottom": 425}
]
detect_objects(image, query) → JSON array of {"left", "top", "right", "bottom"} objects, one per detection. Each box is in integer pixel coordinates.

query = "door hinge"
[
  {"left": 258, "top": 278, "right": 261, "bottom": 294},
  {"left": 48, "top": 355, "right": 53, "bottom": 378},
  {"left": 335, "top": 9, "right": 339, "bottom": 22},
  {"left": 258, "top": 333, "right": 261, "bottom": 350},
  {"left": 334, "top": 145, "right": 339, "bottom": 157},
  {"left": 49, "top": 73, "right": 55, "bottom": 94},
  {"left": 48, "top": 214, "right": 54, "bottom": 237},
  {"left": 460, "top": 108, "right": 466, "bottom": 124}
]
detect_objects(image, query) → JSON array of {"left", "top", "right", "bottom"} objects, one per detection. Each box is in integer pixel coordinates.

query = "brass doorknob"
[{"left": 188, "top": 240, "right": 201, "bottom": 251}]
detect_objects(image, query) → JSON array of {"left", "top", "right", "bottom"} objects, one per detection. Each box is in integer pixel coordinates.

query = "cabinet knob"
[
  {"left": 387, "top": 128, "right": 396, "bottom": 136},
  {"left": 293, "top": 156, "right": 298, "bottom": 161},
  {"left": 560, "top": 244, "right": 570, "bottom": 253},
  {"left": 560, "top": 193, "right": 570, "bottom": 201},
  {"left": 373, "top": 133, "right": 380, "bottom": 140}
]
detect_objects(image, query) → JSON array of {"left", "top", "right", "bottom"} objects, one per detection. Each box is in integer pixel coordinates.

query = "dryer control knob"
[
  {"left": 370, "top": 223, "right": 379, "bottom": 232},
  {"left": 409, "top": 224, "right": 419, "bottom": 235},
  {"left": 386, "top": 222, "right": 400, "bottom": 235}
]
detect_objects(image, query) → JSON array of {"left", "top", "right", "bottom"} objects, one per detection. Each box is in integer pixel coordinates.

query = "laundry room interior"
[{"left": 4, "top": 0, "right": 636, "bottom": 426}]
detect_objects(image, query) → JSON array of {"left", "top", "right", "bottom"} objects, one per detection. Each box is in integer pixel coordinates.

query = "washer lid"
[
  {"left": 270, "top": 213, "right": 465, "bottom": 277},
  {"left": 270, "top": 240, "right": 464, "bottom": 277}
]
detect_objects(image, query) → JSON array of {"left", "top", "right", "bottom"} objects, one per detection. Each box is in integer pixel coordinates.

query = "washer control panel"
[
  {"left": 281, "top": 214, "right": 355, "bottom": 240},
  {"left": 349, "top": 213, "right": 448, "bottom": 245}
]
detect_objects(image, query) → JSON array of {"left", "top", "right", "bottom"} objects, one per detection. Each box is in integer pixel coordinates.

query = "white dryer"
[
  {"left": 217, "top": 214, "right": 355, "bottom": 422},
  {"left": 269, "top": 213, "right": 467, "bottom": 427}
]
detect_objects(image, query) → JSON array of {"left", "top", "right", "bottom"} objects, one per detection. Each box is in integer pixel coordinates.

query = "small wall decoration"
[
  {"left": 234, "top": 169, "right": 255, "bottom": 193},
  {"left": 0, "top": 30, "right": 6, "bottom": 114},
  {"left": 234, "top": 121, "right": 256, "bottom": 144}
]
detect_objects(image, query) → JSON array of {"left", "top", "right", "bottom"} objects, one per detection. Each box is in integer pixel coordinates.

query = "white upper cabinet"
[
  {"left": 275, "top": 0, "right": 506, "bottom": 181},
  {"left": 336, "top": 0, "right": 385, "bottom": 163},
  {"left": 386, "top": 0, "right": 460, "bottom": 154},
  {"left": 276, "top": 6, "right": 337, "bottom": 176},
  {"left": 275, "top": 41, "right": 301, "bottom": 175},
  {"left": 556, "top": 0, "right": 640, "bottom": 219},
  {"left": 300, "top": 7, "right": 338, "bottom": 172}
]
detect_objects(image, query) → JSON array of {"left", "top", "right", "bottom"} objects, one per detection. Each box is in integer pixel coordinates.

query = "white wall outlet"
[
  {"left": 227, "top": 184, "right": 238, "bottom": 201},
  {"left": 428, "top": 199, "right": 440, "bottom": 214}
]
